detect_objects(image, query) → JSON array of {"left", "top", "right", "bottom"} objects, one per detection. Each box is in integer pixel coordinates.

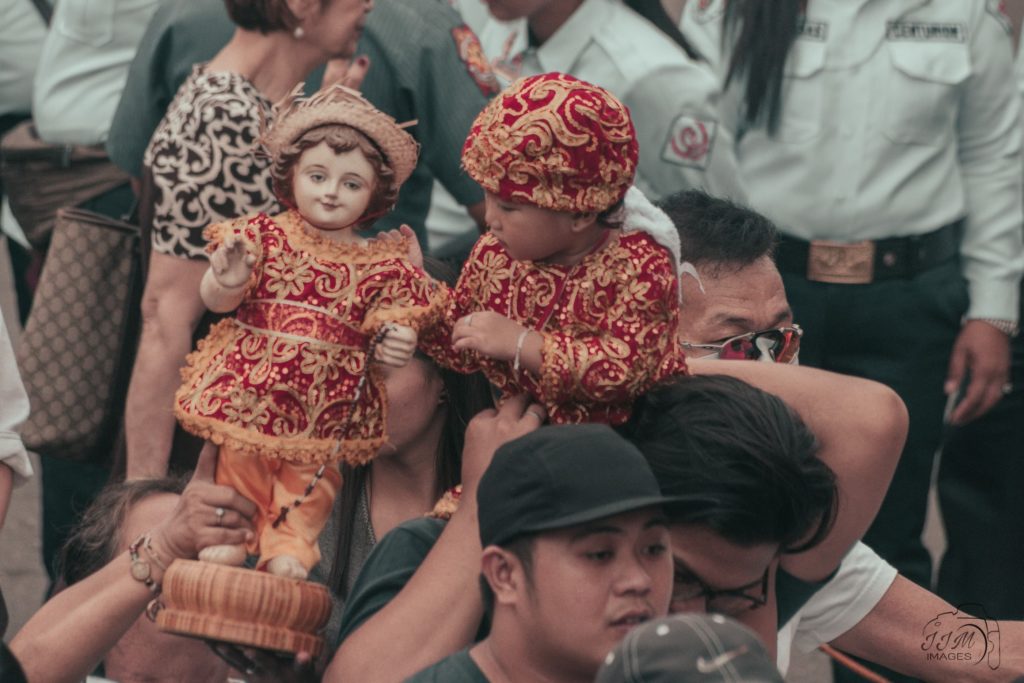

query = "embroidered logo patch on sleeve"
[
  {"left": 451, "top": 26, "right": 501, "bottom": 97},
  {"left": 693, "top": 0, "right": 726, "bottom": 23},
  {"left": 986, "top": 0, "right": 1013, "bottom": 35},
  {"left": 661, "top": 115, "right": 718, "bottom": 170}
]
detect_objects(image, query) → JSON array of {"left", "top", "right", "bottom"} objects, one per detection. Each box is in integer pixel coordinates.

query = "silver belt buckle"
[{"left": 806, "top": 240, "right": 875, "bottom": 284}]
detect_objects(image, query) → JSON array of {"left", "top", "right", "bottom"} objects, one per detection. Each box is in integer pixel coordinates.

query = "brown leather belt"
[{"left": 775, "top": 221, "right": 960, "bottom": 284}]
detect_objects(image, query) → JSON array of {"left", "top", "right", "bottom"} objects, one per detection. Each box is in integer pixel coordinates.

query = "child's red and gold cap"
[{"left": 461, "top": 72, "right": 638, "bottom": 214}]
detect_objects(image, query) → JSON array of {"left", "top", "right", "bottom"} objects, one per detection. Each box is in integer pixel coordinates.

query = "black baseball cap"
[
  {"left": 596, "top": 613, "right": 784, "bottom": 683},
  {"left": 477, "top": 424, "right": 707, "bottom": 547}
]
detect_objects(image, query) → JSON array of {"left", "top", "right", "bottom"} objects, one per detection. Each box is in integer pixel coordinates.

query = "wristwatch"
[
  {"left": 129, "top": 534, "right": 160, "bottom": 593},
  {"left": 972, "top": 318, "right": 1020, "bottom": 338}
]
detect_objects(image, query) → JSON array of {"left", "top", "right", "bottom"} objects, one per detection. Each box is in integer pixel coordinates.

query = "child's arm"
[
  {"left": 454, "top": 247, "right": 682, "bottom": 406},
  {"left": 451, "top": 312, "right": 542, "bottom": 372},
  {"left": 200, "top": 234, "right": 256, "bottom": 313}
]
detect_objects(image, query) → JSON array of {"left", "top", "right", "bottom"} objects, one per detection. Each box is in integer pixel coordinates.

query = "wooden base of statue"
[{"left": 155, "top": 560, "right": 332, "bottom": 657}]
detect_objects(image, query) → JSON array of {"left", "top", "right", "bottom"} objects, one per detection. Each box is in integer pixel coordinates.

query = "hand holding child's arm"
[
  {"left": 201, "top": 235, "right": 256, "bottom": 312},
  {"left": 451, "top": 312, "right": 542, "bottom": 373},
  {"left": 374, "top": 324, "right": 417, "bottom": 368}
]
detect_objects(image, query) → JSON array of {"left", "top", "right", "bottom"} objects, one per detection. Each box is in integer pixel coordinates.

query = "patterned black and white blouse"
[{"left": 144, "top": 65, "right": 282, "bottom": 260}]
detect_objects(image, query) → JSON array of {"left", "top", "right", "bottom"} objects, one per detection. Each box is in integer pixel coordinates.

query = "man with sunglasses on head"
[{"left": 662, "top": 189, "right": 1024, "bottom": 681}]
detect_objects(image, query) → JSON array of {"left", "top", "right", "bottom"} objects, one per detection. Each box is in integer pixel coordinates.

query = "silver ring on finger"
[
  {"left": 215, "top": 506, "right": 226, "bottom": 526},
  {"left": 1002, "top": 382, "right": 1014, "bottom": 395},
  {"left": 525, "top": 407, "right": 545, "bottom": 422},
  {"left": 466, "top": 313, "right": 474, "bottom": 327}
]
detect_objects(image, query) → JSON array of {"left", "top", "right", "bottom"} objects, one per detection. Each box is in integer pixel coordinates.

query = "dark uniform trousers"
[
  {"left": 937, "top": 281, "right": 1024, "bottom": 621},
  {"left": 783, "top": 260, "right": 968, "bottom": 590},
  {"left": 786, "top": 260, "right": 966, "bottom": 683}
]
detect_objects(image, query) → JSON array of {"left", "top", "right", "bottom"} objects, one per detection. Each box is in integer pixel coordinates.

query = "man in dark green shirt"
[{"left": 407, "top": 424, "right": 690, "bottom": 682}]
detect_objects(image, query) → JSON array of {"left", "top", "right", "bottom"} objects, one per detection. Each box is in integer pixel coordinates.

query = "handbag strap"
[{"left": 28, "top": 0, "right": 53, "bottom": 26}]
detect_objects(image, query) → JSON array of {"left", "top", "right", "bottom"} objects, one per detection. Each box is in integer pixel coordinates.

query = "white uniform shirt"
[
  {"left": 476, "top": 0, "right": 747, "bottom": 203},
  {"left": 0, "top": 0, "right": 46, "bottom": 118},
  {"left": 33, "top": 0, "right": 161, "bottom": 146},
  {"left": 682, "top": 0, "right": 1024, "bottom": 320},
  {"left": 776, "top": 542, "right": 898, "bottom": 675}
]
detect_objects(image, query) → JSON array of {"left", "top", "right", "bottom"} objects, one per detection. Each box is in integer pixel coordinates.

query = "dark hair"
[
  {"left": 596, "top": 198, "right": 625, "bottom": 228},
  {"left": 658, "top": 189, "right": 777, "bottom": 274},
  {"left": 723, "top": 0, "right": 803, "bottom": 134},
  {"left": 624, "top": 0, "right": 702, "bottom": 61},
  {"left": 624, "top": 375, "right": 837, "bottom": 552},
  {"left": 271, "top": 124, "right": 398, "bottom": 224},
  {"left": 479, "top": 534, "right": 536, "bottom": 624},
  {"left": 329, "top": 258, "right": 494, "bottom": 597},
  {"left": 224, "top": 0, "right": 316, "bottom": 33},
  {"left": 59, "top": 476, "right": 189, "bottom": 586}
]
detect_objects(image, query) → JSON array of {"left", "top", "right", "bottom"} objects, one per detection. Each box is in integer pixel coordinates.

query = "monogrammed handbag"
[{"left": 15, "top": 207, "right": 143, "bottom": 463}]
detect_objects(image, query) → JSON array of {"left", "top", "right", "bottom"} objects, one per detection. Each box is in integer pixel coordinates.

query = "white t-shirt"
[{"left": 777, "top": 542, "right": 897, "bottom": 675}]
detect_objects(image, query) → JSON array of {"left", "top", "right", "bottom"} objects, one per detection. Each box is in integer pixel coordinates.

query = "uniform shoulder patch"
[
  {"left": 661, "top": 115, "right": 718, "bottom": 170},
  {"left": 693, "top": 0, "right": 726, "bottom": 24},
  {"left": 451, "top": 25, "right": 500, "bottom": 97},
  {"left": 986, "top": 0, "right": 1013, "bottom": 36}
]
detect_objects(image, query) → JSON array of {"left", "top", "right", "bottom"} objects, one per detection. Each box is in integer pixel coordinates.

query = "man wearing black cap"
[{"left": 407, "top": 423, "right": 688, "bottom": 682}]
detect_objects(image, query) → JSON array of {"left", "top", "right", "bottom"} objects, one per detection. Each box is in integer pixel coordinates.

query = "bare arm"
[
  {"left": 10, "top": 448, "right": 256, "bottom": 683},
  {"left": 124, "top": 252, "right": 209, "bottom": 479},
  {"left": 324, "top": 396, "right": 546, "bottom": 683},
  {"left": 688, "top": 360, "right": 908, "bottom": 581},
  {"left": 831, "top": 575, "right": 1024, "bottom": 681}
]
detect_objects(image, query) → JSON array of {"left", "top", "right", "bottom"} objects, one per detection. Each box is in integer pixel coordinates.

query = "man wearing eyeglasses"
[
  {"left": 662, "top": 189, "right": 1024, "bottom": 681},
  {"left": 663, "top": 189, "right": 801, "bottom": 365}
]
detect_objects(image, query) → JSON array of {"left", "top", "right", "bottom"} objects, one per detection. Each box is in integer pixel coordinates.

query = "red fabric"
[
  {"left": 422, "top": 231, "right": 688, "bottom": 425},
  {"left": 461, "top": 72, "right": 639, "bottom": 213}
]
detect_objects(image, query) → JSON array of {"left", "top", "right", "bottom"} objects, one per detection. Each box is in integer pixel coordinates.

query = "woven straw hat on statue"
[{"left": 262, "top": 84, "right": 420, "bottom": 186}]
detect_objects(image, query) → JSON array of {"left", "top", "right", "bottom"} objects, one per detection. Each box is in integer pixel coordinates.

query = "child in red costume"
[
  {"left": 422, "top": 73, "right": 688, "bottom": 425},
  {"left": 174, "top": 86, "right": 440, "bottom": 578}
]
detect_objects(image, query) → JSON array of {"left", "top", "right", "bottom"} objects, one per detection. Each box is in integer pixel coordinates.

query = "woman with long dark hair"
[
  {"left": 317, "top": 258, "right": 492, "bottom": 641},
  {"left": 681, "top": 1, "right": 1022, "bottom": 679},
  {"left": 468, "top": 0, "right": 746, "bottom": 202}
]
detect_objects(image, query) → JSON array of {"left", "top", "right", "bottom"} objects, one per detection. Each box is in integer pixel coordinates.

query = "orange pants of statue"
[{"left": 216, "top": 445, "right": 342, "bottom": 570}]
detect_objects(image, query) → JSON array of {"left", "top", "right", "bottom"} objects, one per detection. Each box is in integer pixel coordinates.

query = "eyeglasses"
[
  {"left": 681, "top": 325, "right": 802, "bottom": 364},
  {"left": 670, "top": 562, "right": 770, "bottom": 617}
]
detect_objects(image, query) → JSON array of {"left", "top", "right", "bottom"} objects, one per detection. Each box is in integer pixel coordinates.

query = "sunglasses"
[
  {"left": 681, "top": 325, "right": 802, "bottom": 364},
  {"left": 670, "top": 561, "right": 771, "bottom": 617}
]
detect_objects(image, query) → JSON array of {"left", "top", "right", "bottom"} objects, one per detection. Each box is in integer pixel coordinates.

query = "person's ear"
[
  {"left": 570, "top": 212, "right": 598, "bottom": 233},
  {"left": 481, "top": 547, "right": 526, "bottom": 606},
  {"left": 285, "top": 0, "right": 320, "bottom": 24}
]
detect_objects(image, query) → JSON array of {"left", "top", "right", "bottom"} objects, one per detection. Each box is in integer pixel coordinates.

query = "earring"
[{"left": 293, "top": 25, "right": 305, "bottom": 39}]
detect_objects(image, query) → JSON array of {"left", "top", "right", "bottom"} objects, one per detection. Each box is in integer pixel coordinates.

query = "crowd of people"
[{"left": 1, "top": 0, "right": 1023, "bottom": 682}]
